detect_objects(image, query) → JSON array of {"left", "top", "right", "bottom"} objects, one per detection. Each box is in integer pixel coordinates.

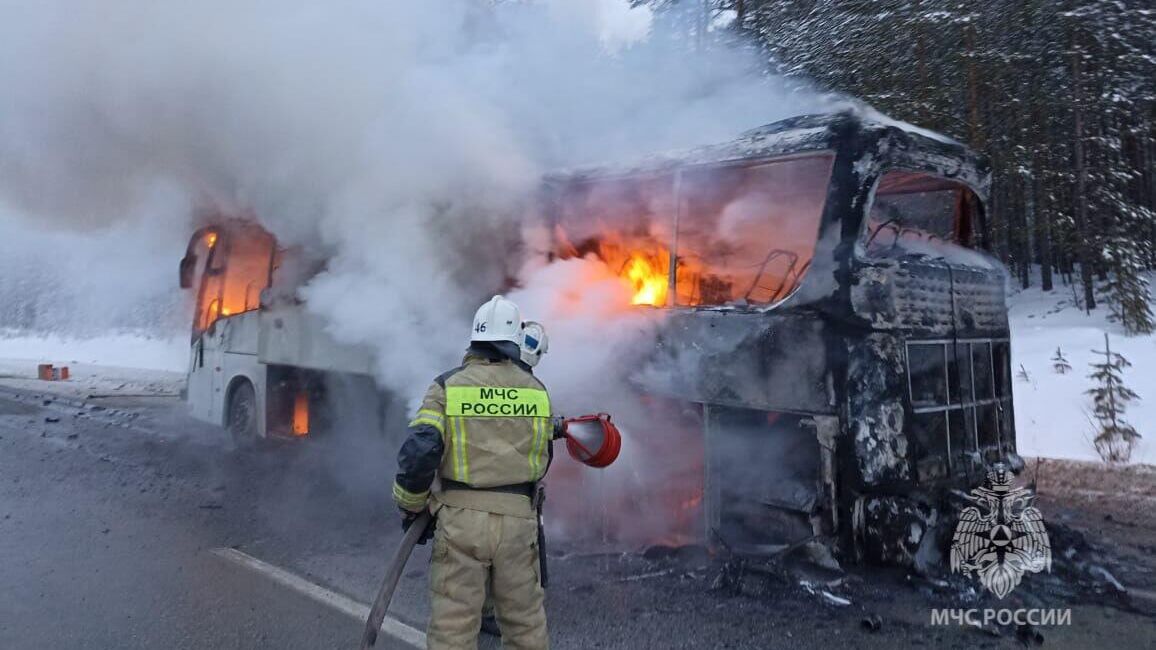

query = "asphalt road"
[
  {"left": 0, "top": 386, "right": 1152, "bottom": 649},
  {"left": 0, "top": 391, "right": 414, "bottom": 650}
]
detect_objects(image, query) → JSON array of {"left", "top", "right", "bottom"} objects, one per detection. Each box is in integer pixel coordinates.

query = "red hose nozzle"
[{"left": 561, "top": 413, "right": 621, "bottom": 468}]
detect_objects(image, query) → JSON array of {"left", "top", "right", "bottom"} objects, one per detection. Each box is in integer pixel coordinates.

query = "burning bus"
[
  {"left": 179, "top": 111, "right": 1017, "bottom": 566},
  {"left": 178, "top": 219, "right": 381, "bottom": 442}
]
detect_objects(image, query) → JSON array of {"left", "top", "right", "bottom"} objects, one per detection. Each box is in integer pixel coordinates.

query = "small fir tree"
[
  {"left": 1016, "top": 364, "right": 1031, "bottom": 383},
  {"left": 1051, "top": 347, "right": 1072, "bottom": 374},
  {"left": 1086, "top": 333, "right": 1142, "bottom": 463}
]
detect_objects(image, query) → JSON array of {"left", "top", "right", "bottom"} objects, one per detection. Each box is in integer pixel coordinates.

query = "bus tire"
[{"left": 227, "top": 380, "right": 259, "bottom": 446}]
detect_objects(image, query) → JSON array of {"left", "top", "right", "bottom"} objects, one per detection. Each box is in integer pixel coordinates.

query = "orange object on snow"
[{"left": 37, "top": 364, "right": 69, "bottom": 381}]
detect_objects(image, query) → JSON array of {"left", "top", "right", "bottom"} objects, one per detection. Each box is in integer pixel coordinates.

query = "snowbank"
[
  {"left": 0, "top": 330, "right": 188, "bottom": 373},
  {"left": 1010, "top": 284, "right": 1154, "bottom": 465}
]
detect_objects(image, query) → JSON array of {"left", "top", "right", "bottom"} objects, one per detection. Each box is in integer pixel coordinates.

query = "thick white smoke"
[
  {"left": 0, "top": 1, "right": 821, "bottom": 385},
  {"left": 0, "top": 0, "right": 830, "bottom": 543}
]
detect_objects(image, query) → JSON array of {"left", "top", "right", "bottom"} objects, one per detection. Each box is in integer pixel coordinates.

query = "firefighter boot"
[{"left": 428, "top": 506, "right": 547, "bottom": 650}]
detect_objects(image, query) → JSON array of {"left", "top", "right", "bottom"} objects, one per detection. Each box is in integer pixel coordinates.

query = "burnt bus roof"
[{"left": 545, "top": 111, "right": 991, "bottom": 201}]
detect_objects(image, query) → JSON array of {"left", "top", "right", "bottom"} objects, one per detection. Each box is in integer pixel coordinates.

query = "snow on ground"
[
  {"left": 1010, "top": 282, "right": 1155, "bottom": 465},
  {"left": 0, "top": 330, "right": 187, "bottom": 373},
  {"left": 0, "top": 330, "right": 186, "bottom": 400},
  {"left": 0, "top": 358, "right": 183, "bottom": 403}
]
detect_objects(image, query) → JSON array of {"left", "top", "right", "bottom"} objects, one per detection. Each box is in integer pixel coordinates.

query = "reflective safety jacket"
[{"left": 393, "top": 349, "right": 554, "bottom": 514}]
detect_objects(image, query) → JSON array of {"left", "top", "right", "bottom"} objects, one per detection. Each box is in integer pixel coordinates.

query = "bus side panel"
[
  {"left": 219, "top": 312, "right": 268, "bottom": 435},
  {"left": 257, "top": 301, "right": 376, "bottom": 376},
  {"left": 642, "top": 310, "right": 836, "bottom": 415},
  {"left": 185, "top": 312, "right": 268, "bottom": 435},
  {"left": 186, "top": 337, "right": 217, "bottom": 425}
]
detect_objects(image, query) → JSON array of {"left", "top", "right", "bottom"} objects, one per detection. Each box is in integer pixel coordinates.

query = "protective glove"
[
  {"left": 400, "top": 508, "right": 435, "bottom": 545},
  {"left": 551, "top": 416, "right": 568, "bottom": 440}
]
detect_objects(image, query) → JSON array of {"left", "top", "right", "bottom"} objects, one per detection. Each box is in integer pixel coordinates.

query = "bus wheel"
[{"left": 227, "top": 380, "right": 259, "bottom": 445}]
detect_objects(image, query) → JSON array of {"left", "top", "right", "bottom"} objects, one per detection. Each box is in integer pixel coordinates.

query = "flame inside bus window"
[
  {"left": 554, "top": 175, "right": 677, "bottom": 306},
  {"left": 553, "top": 154, "right": 833, "bottom": 308},
  {"left": 675, "top": 155, "right": 834, "bottom": 307},
  {"left": 194, "top": 223, "right": 275, "bottom": 334}
]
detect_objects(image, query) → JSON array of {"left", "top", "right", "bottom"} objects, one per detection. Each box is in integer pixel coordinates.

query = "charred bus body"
[
  {"left": 178, "top": 111, "right": 1016, "bottom": 566},
  {"left": 544, "top": 112, "right": 1017, "bottom": 566}
]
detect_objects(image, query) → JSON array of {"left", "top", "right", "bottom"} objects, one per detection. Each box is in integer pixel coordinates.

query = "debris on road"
[
  {"left": 614, "top": 569, "right": 675, "bottom": 583},
  {"left": 800, "top": 581, "right": 851, "bottom": 606}
]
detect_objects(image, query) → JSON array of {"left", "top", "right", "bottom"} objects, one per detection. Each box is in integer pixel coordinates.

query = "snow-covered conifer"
[
  {"left": 1086, "top": 333, "right": 1142, "bottom": 463},
  {"left": 1051, "top": 347, "right": 1071, "bottom": 374}
]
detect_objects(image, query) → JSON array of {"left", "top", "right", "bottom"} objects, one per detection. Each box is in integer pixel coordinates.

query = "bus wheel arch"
[{"left": 225, "top": 376, "right": 260, "bottom": 445}]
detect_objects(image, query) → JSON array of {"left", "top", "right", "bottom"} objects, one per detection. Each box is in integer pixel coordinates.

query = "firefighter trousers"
[{"left": 428, "top": 504, "right": 547, "bottom": 650}]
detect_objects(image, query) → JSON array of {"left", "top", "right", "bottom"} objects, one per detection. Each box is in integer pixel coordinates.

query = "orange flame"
[
  {"left": 552, "top": 223, "right": 687, "bottom": 307},
  {"left": 623, "top": 252, "right": 668, "bottom": 306},
  {"left": 292, "top": 390, "right": 309, "bottom": 436}
]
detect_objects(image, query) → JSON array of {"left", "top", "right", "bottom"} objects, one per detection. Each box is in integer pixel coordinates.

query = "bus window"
[
  {"left": 553, "top": 155, "right": 833, "bottom": 309},
  {"left": 908, "top": 343, "right": 948, "bottom": 409},
  {"left": 192, "top": 224, "right": 275, "bottom": 336},
  {"left": 864, "top": 171, "right": 977, "bottom": 257},
  {"left": 555, "top": 174, "right": 677, "bottom": 306},
  {"left": 906, "top": 339, "right": 1011, "bottom": 478},
  {"left": 675, "top": 155, "right": 833, "bottom": 307},
  {"left": 219, "top": 226, "right": 274, "bottom": 317}
]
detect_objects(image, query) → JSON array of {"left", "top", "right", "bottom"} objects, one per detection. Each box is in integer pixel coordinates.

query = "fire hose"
[
  {"left": 359, "top": 414, "right": 621, "bottom": 648},
  {"left": 359, "top": 510, "right": 431, "bottom": 649}
]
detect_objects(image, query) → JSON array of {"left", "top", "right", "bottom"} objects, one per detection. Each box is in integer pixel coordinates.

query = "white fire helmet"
[
  {"left": 471, "top": 295, "right": 522, "bottom": 344},
  {"left": 519, "top": 321, "right": 549, "bottom": 368}
]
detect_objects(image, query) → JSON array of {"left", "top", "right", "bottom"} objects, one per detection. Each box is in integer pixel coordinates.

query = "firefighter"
[{"left": 393, "top": 296, "right": 554, "bottom": 650}]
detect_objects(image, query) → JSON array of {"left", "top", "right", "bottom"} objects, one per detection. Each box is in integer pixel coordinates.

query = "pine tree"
[
  {"left": 1016, "top": 364, "right": 1031, "bottom": 383},
  {"left": 1102, "top": 235, "right": 1156, "bottom": 335},
  {"left": 655, "top": 0, "right": 1156, "bottom": 298},
  {"left": 1086, "top": 333, "right": 1142, "bottom": 463},
  {"left": 1051, "top": 347, "right": 1071, "bottom": 374}
]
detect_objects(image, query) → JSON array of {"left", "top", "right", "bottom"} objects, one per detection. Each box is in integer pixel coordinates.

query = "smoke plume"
[{"left": 0, "top": 0, "right": 829, "bottom": 543}]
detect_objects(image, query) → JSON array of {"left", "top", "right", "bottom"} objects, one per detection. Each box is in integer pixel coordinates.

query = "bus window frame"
[
  {"left": 193, "top": 232, "right": 227, "bottom": 338},
  {"left": 672, "top": 152, "right": 835, "bottom": 309},
  {"left": 857, "top": 168, "right": 986, "bottom": 260},
  {"left": 904, "top": 338, "right": 1012, "bottom": 478},
  {"left": 549, "top": 150, "right": 837, "bottom": 312},
  {"left": 189, "top": 223, "right": 278, "bottom": 339}
]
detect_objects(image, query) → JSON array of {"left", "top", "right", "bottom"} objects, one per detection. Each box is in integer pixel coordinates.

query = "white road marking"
[{"left": 211, "top": 547, "right": 427, "bottom": 649}]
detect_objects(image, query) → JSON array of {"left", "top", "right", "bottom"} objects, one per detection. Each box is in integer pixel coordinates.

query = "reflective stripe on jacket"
[{"left": 393, "top": 350, "right": 553, "bottom": 512}]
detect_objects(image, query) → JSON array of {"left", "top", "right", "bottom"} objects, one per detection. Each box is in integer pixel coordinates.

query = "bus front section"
[{"left": 550, "top": 113, "right": 1017, "bottom": 567}]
